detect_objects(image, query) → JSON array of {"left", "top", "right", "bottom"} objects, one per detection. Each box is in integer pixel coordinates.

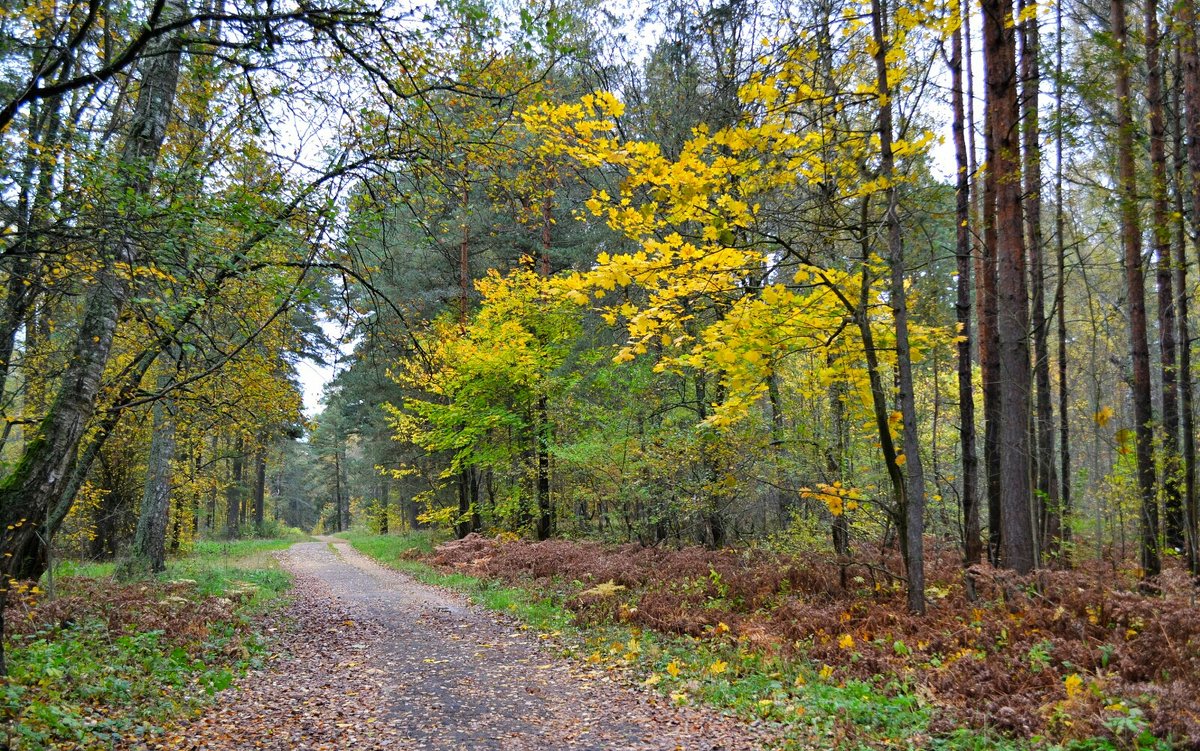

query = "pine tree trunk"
[
  {"left": 1179, "top": 0, "right": 1200, "bottom": 571},
  {"left": 1172, "top": 41, "right": 1199, "bottom": 574},
  {"left": 1147, "top": 0, "right": 1184, "bottom": 553},
  {"left": 983, "top": 0, "right": 1035, "bottom": 572},
  {"left": 1112, "top": 0, "right": 1160, "bottom": 577},
  {"left": 1021, "top": 0, "right": 1060, "bottom": 561},
  {"left": 951, "top": 9, "right": 982, "bottom": 569},
  {"left": 1055, "top": 0, "right": 1072, "bottom": 565},
  {"left": 980, "top": 117, "right": 1003, "bottom": 566}
]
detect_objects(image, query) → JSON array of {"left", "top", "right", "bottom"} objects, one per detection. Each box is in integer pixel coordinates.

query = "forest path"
[{"left": 144, "top": 538, "right": 776, "bottom": 751}]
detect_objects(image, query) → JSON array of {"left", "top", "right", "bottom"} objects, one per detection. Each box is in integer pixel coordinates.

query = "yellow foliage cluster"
[
  {"left": 800, "top": 482, "right": 864, "bottom": 516},
  {"left": 521, "top": 0, "right": 955, "bottom": 434}
]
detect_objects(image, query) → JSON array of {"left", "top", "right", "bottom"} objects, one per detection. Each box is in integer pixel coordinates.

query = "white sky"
[{"left": 296, "top": 357, "right": 335, "bottom": 417}]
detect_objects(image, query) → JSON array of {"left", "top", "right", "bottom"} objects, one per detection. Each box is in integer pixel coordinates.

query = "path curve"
[{"left": 142, "top": 538, "right": 777, "bottom": 750}]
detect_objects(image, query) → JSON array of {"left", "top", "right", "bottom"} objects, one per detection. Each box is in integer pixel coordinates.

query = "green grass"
[
  {"left": 339, "top": 530, "right": 570, "bottom": 632},
  {"left": 343, "top": 532, "right": 1168, "bottom": 751},
  {"left": 3, "top": 533, "right": 309, "bottom": 751},
  {"left": 171, "top": 536, "right": 309, "bottom": 602},
  {"left": 336, "top": 529, "right": 436, "bottom": 558}
]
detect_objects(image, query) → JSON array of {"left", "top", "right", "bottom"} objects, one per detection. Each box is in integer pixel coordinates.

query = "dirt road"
[{"left": 146, "top": 538, "right": 776, "bottom": 750}]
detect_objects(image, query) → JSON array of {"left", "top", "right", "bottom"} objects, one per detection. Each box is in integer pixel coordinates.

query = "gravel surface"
[{"left": 142, "top": 538, "right": 778, "bottom": 750}]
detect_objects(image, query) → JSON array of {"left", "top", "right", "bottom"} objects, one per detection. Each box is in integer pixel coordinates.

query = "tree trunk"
[
  {"left": 871, "top": 0, "right": 926, "bottom": 613},
  {"left": 967, "top": 0, "right": 1002, "bottom": 566},
  {"left": 980, "top": 114, "right": 1003, "bottom": 566},
  {"left": 951, "top": 8, "right": 982, "bottom": 569},
  {"left": 1021, "top": 0, "right": 1059, "bottom": 561},
  {"left": 406, "top": 482, "right": 420, "bottom": 531},
  {"left": 226, "top": 435, "right": 244, "bottom": 539},
  {"left": 253, "top": 446, "right": 266, "bottom": 533},
  {"left": 983, "top": 0, "right": 1035, "bottom": 572},
  {"left": 1112, "top": 0, "right": 1160, "bottom": 577},
  {"left": 1173, "top": 41, "right": 1199, "bottom": 574},
  {"left": 378, "top": 473, "right": 390, "bottom": 534},
  {"left": 0, "top": 0, "right": 187, "bottom": 674},
  {"left": 456, "top": 467, "right": 475, "bottom": 538},
  {"left": 828, "top": 360, "right": 850, "bottom": 589},
  {"left": 1054, "top": 0, "right": 1072, "bottom": 566},
  {"left": 207, "top": 436, "right": 219, "bottom": 532},
  {"left": 536, "top": 395, "right": 553, "bottom": 541},
  {"left": 535, "top": 200, "right": 554, "bottom": 541},
  {"left": 1147, "top": 0, "right": 1184, "bottom": 553},
  {"left": 337, "top": 447, "right": 350, "bottom": 532},
  {"left": 1180, "top": 0, "right": 1200, "bottom": 572},
  {"left": 128, "top": 387, "right": 177, "bottom": 574},
  {"left": 459, "top": 176, "right": 471, "bottom": 329},
  {"left": 854, "top": 198, "right": 909, "bottom": 588}
]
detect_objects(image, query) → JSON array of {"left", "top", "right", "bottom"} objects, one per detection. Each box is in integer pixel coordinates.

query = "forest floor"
[
  {"left": 341, "top": 532, "right": 1198, "bottom": 751},
  {"left": 135, "top": 538, "right": 779, "bottom": 750},
  {"left": 7, "top": 533, "right": 1193, "bottom": 750}
]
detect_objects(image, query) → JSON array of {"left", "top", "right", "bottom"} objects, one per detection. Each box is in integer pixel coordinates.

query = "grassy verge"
[
  {"left": 344, "top": 531, "right": 1167, "bottom": 751},
  {"left": 1, "top": 533, "right": 310, "bottom": 751}
]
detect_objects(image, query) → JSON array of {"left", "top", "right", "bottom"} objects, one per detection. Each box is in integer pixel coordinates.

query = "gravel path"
[{"left": 145, "top": 538, "right": 777, "bottom": 750}]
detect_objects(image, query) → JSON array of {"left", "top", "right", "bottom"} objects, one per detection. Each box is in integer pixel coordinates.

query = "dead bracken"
[{"left": 431, "top": 534, "right": 1200, "bottom": 746}]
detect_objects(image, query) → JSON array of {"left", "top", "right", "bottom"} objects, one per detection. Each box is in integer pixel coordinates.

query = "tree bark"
[
  {"left": 379, "top": 472, "right": 390, "bottom": 534},
  {"left": 982, "top": 0, "right": 1035, "bottom": 572},
  {"left": 226, "top": 435, "right": 244, "bottom": 539},
  {"left": 1021, "top": 0, "right": 1059, "bottom": 561},
  {"left": 1146, "top": 0, "right": 1184, "bottom": 553},
  {"left": 535, "top": 199, "right": 554, "bottom": 541},
  {"left": 253, "top": 446, "right": 267, "bottom": 533},
  {"left": 951, "top": 8, "right": 982, "bottom": 569},
  {"left": 828, "top": 359, "right": 850, "bottom": 589},
  {"left": 980, "top": 110, "right": 1003, "bottom": 566},
  {"left": 1112, "top": 0, "right": 1160, "bottom": 577},
  {"left": 870, "top": 0, "right": 926, "bottom": 613},
  {"left": 1055, "top": 0, "right": 1072, "bottom": 565},
  {"left": 1180, "top": 0, "right": 1200, "bottom": 572},
  {"left": 128, "top": 383, "right": 177, "bottom": 574}
]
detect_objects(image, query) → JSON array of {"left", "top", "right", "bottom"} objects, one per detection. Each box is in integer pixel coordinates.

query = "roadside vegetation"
[
  {"left": 345, "top": 530, "right": 1184, "bottom": 751},
  {"left": 0, "top": 534, "right": 306, "bottom": 751}
]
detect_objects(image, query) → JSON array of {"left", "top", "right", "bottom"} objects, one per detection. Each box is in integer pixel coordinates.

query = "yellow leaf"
[{"left": 1064, "top": 673, "right": 1084, "bottom": 698}]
